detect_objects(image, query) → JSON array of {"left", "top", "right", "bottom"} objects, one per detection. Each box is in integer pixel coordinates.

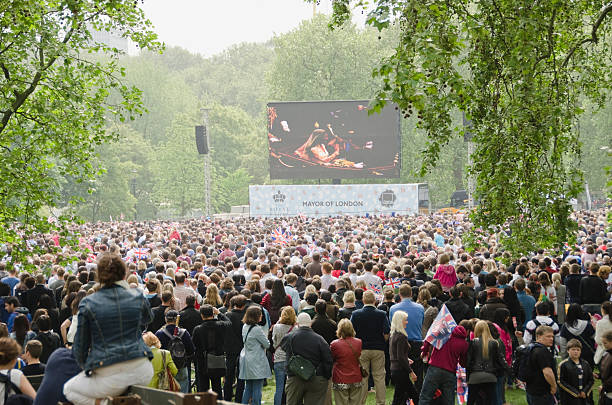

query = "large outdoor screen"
[{"left": 267, "top": 101, "right": 401, "bottom": 179}]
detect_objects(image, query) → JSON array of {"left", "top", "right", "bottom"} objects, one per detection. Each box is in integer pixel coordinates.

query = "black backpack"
[
  {"left": 0, "top": 370, "right": 33, "bottom": 405},
  {"left": 514, "top": 342, "right": 544, "bottom": 382},
  {"left": 162, "top": 327, "right": 187, "bottom": 369}
]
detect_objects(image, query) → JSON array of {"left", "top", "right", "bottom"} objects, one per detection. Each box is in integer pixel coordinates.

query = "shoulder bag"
[
  {"left": 157, "top": 350, "right": 180, "bottom": 392},
  {"left": 346, "top": 339, "right": 368, "bottom": 378},
  {"left": 205, "top": 327, "right": 226, "bottom": 371},
  {"left": 287, "top": 333, "right": 317, "bottom": 381}
]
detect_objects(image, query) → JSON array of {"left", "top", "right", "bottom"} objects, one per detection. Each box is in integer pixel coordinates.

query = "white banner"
[{"left": 249, "top": 184, "right": 424, "bottom": 218}]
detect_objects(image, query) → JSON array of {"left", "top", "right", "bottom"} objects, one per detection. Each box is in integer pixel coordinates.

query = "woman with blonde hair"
[
  {"left": 330, "top": 318, "right": 363, "bottom": 405},
  {"left": 338, "top": 290, "right": 357, "bottom": 321},
  {"left": 299, "top": 285, "right": 318, "bottom": 311},
  {"left": 271, "top": 307, "right": 296, "bottom": 405},
  {"left": 483, "top": 259, "right": 497, "bottom": 273},
  {"left": 466, "top": 320, "right": 506, "bottom": 405},
  {"left": 204, "top": 284, "right": 223, "bottom": 308},
  {"left": 143, "top": 331, "right": 178, "bottom": 390},
  {"left": 389, "top": 311, "right": 418, "bottom": 405},
  {"left": 137, "top": 260, "right": 147, "bottom": 274}
]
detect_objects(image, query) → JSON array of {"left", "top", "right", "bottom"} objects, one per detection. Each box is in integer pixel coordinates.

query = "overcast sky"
[{"left": 140, "top": 0, "right": 343, "bottom": 57}]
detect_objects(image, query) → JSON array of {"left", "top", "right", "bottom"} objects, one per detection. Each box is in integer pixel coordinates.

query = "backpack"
[
  {"left": 525, "top": 318, "right": 542, "bottom": 337},
  {"left": 162, "top": 327, "right": 187, "bottom": 369},
  {"left": 514, "top": 342, "right": 544, "bottom": 382},
  {"left": 0, "top": 370, "right": 33, "bottom": 405}
]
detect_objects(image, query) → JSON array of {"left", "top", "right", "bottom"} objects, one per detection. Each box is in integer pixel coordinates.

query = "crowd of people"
[{"left": 0, "top": 208, "right": 609, "bottom": 405}]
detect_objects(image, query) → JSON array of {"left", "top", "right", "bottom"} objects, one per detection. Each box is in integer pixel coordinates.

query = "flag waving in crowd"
[
  {"left": 271, "top": 227, "right": 289, "bottom": 245},
  {"left": 133, "top": 247, "right": 149, "bottom": 261},
  {"left": 424, "top": 304, "right": 457, "bottom": 350},
  {"left": 386, "top": 277, "right": 401, "bottom": 290}
]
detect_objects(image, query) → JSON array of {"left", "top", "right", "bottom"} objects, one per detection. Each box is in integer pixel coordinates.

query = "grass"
[{"left": 258, "top": 377, "right": 602, "bottom": 405}]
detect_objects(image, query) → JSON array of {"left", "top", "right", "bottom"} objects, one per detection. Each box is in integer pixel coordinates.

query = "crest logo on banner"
[
  {"left": 378, "top": 189, "right": 396, "bottom": 207},
  {"left": 273, "top": 191, "right": 286, "bottom": 204}
]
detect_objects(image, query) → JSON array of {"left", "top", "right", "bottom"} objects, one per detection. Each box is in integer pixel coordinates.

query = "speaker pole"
[{"left": 201, "top": 107, "right": 212, "bottom": 218}]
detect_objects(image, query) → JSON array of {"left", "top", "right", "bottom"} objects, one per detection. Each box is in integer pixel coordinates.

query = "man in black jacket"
[
  {"left": 147, "top": 291, "right": 172, "bottom": 332},
  {"left": 281, "top": 312, "right": 333, "bottom": 405},
  {"left": 179, "top": 295, "right": 202, "bottom": 336},
  {"left": 223, "top": 294, "right": 246, "bottom": 402},
  {"left": 351, "top": 290, "right": 390, "bottom": 405},
  {"left": 579, "top": 263, "right": 609, "bottom": 315},
  {"left": 564, "top": 263, "right": 583, "bottom": 304},
  {"left": 192, "top": 304, "right": 231, "bottom": 397},
  {"left": 445, "top": 286, "right": 471, "bottom": 324},
  {"left": 26, "top": 274, "right": 55, "bottom": 312}
]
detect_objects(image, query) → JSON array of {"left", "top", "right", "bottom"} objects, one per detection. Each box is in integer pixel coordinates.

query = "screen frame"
[{"left": 267, "top": 100, "right": 402, "bottom": 180}]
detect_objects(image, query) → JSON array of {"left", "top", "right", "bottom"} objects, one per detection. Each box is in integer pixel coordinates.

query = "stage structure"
[{"left": 249, "top": 183, "right": 429, "bottom": 218}]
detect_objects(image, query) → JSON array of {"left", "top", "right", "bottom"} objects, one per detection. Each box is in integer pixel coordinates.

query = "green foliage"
[
  {"left": 325, "top": 0, "right": 612, "bottom": 255},
  {"left": 153, "top": 112, "right": 205, "bottom": 217},
  {"left": 267, "top": 14, "right": 397, "bottom": 101},
  {"left": 180, "top": 43, "right": 274, "bottom": 117},
  {"left": 0, "top": 0, "right": 161, "bottom": 266}
]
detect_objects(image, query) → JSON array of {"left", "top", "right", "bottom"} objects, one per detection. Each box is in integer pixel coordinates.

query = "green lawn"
[{"left": 258, "top": 378, "right": 601, "bottom": 405}]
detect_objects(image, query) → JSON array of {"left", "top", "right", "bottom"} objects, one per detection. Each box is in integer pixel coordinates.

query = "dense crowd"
[{"left": 0, "top": 208, "right": 609, "bottom": 405}]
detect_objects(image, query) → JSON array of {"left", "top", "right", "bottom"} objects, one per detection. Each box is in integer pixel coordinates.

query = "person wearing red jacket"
[{"left": 418, "top": 325, "right": 469, "bottom": 405}]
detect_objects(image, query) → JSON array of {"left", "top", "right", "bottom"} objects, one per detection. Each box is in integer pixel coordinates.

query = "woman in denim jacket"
[{"left": 64, "top": 253, "right": 154, "bottom": 405}]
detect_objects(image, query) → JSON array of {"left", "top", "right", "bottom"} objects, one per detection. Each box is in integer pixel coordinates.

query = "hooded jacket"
[
  {"left": 560, "top": 319, "right": 596, "bottom": 367},
  {"left": 433, "top": 264, "right": 457, "bottom": 292},
  {"left": 421, "top": 325, "right": 469, "bottom": 373}
]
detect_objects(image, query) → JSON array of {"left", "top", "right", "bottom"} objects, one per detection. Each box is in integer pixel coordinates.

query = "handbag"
[
  {"left": 205, "top": 328, "right": 226, "bottom": 371},
  {"left": 287, "top": 334, "right": 317, "bottom": 381},
  {"left": 157, "top": 350, "right": 180, "bottom": 392},
  {"left": 287, "top": 354, "right": 317, "bottom": 381},
  {"left": 346, "top": 339, "right": 368, "bottom": 378},
  {"left": 206, "top": 353, "right": 226, "bottom": 370}
]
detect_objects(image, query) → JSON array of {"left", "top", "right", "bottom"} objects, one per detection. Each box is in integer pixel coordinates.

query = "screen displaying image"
[{"left": 267, "top": 100, "right": 401, "bottom": 179}]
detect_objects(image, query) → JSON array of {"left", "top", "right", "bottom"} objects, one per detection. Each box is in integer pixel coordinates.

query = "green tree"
[
  {"left": 153, "top": 112, "right": 205, "bottom": 217},
  {"left": 0, "top": 0, "right": 160, "bottom": 265},
  {"left": 183, "top": 43, "right": 274, "bottom": 117},
  {"left": 267, "top": 14, "right": 397, "bottom": 101},
  {"left": 325, "top": 0, "right": 612, "bottom": 255}
]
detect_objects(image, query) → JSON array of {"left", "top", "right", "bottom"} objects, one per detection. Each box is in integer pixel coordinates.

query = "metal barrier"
[{"left": 127, "top": 385, "right": 240, "bottom": 405}]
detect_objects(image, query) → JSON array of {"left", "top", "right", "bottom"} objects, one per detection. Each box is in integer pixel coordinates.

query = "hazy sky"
[{"left": 140, "top": 0, "right": 339, "bottom": 57}]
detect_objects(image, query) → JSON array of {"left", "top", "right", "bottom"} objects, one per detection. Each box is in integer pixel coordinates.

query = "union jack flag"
[
  {"left": 271, "top": 227, "right": 289, "bottom": 245},
  {"left": 386, "top": 278, "right": 401, "bottom": 290},
  {"left": 367, "top": 283, "right": 381, "bottom": 294},
  {"left": 424, "top": 304, "right": 457, "bottom": 350},
  {"left": 457, "top": 366, "right": 468, "bottom": 404},
  {"left": 133, "top": 248, "right": 149, "bottom": 261}
]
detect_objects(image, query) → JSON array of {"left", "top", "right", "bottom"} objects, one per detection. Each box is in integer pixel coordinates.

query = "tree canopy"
[
  {"left": 323, "top": 0, "right": 612, "bottom": 255},
  {"left": 0, "top": 0, "right": 161, "bottom": 265}
]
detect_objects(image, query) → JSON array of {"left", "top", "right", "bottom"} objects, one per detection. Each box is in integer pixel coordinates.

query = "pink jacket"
[
  {"left": 494, "top": 324, "right": 512, "bottom": 366},
  {"left": 433, "top": 265, "right": 457, "bottom": 292}
]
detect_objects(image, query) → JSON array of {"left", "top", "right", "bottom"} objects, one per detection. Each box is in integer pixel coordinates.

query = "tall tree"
[
  {"left": 153, "top": 112, "right": 205, "bottom": 217},
  {"left": 325, "top": 0, "right": 612, "bottom": 254},
  {"left": 0, "top": 0, "right": 160, "bottom": 264}
]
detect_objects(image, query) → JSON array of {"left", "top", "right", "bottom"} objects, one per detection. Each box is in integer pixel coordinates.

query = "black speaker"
[{"left": 195, "top": 125, "right": 209, "bottom": 154}]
